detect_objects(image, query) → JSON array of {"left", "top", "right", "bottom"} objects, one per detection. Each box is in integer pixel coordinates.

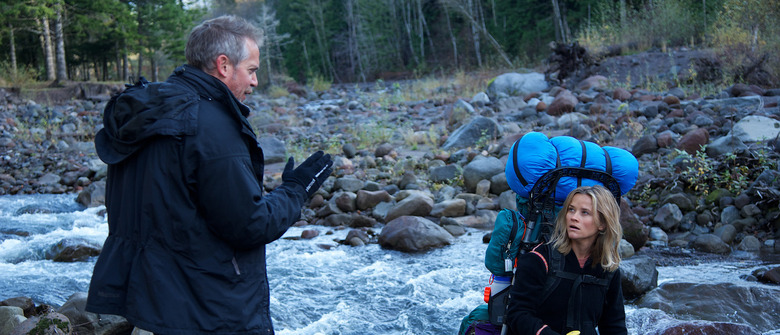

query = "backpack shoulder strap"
[{"left": 538, "top": 245, "right": 565, "bottom": 304}]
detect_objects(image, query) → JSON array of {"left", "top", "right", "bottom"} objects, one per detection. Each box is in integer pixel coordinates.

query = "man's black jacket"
[{"left": 86, "top": 65, "right": 307, "bottom": 334}]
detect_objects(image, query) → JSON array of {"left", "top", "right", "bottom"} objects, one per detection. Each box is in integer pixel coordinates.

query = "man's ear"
[{"left": 213, "top": 54, "right": 231, "bottom": 79}]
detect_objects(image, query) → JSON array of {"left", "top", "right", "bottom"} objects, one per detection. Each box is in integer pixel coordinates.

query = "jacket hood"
[{"left": 96, "top": 66, "right": 211, "bottom": 164}]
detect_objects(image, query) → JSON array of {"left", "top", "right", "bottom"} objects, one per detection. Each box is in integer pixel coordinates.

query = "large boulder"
[
  {"left": 461, "top": 156, "right": 504, "bottom": 193},
  {"left": 11, "top": 312, "right": 71, "bottom": 335},
  {"left": 628, "top": 308, "right": 760, "bottom": 335},
  {"left": 619, "top": 255, "right": 658, "bottom": 299},
  {"left": 441, "top": 117, "right": 501, "bottom": 150},
  {"left": 620, "top": 200, "right": 648, "bottom": 251},
  {"left": 45, "top": 239, "right": 101, "bottom": 262},
  {"left": 76, "top": 181, "right": 106, "bottom": 208},
  {"left": 547, "top": 89, "right": 578, "bottom": 116},
  {"left": 0, "top": 306, "right": 25, "bottom": 335},
  {"left": 257, "top": 137, "right": 286, "bottom": 163},
  {"left": 486, "top": 72, "right": 548, "bottom": 100},
  {"left": 384, "top": 191, "right": 434, "bottom": 222},
  {"left": 378, "top": 216, "right": 453, "bottom": 252},
  {"left": 730, "top": 115, "right": 780, "bottom": 142},
  {"left": 636, "top": 282, "right": 780, "bottom": 333}
]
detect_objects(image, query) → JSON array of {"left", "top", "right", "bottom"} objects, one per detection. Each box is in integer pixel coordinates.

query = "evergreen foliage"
[{"left": 0, "top": 0, "right": 777, "bottom": 86}]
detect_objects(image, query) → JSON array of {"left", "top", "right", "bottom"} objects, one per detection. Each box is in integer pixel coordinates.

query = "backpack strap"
[
  {"left": 538, "top": 246, "right": 616, "bottom": 331},
  {"left": 503, "top": 210, "right": 525, "bottom": 272}
]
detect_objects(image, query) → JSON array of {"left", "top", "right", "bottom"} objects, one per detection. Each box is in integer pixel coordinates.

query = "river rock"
[
  {"left": 547, "top": 89, "right": 578, "bottom": 116},
  {"left": 692, "top": 234, "right": 731, "bottom": 254},
  {"left": 631, "top": 134, "right": 658, "bottom": 157},
  {"left": 46, "top": 238, "right": 101, "bottom": 262},
  {"left": 655, "top": 320, "right": 760, "bottom": 335},
  {"left": 661, "top": 193, "right": 695, "bottom": 212},
  {"left": 619, "top": 255, "right": 658, "bottom": 299},
  {"left": 636, "top": 282, "right": 780, "bottom": 333},
  {"left": 333, "top": 176, "right": 363, "bottom": 193},
  {"left": 56, "top": 292, "right": 99, "bottom": 335},
  {"left": 10, "top": 312, "right": 71, "bottom": 335},
  {"left": 356, "top": 190, "right": 392, "bottom": 210},
  {"left": 486, "top": 72, "right": 548, "bottom": 100},
  {"left": 429, "top": 165, "right": 462, "bottom": 183},
  {"left": 430, "top": 198, "right": 466, "bottom": 218},
  {"left": 0, "top": 306, "right": 25, "bottom": 335},
  {"left": 495, "top": 96, "right": 527, "bottom": 114},
  {"left": 618, "top": 239, "right": 635, "bottom": 259},
  {"left": 489, "top": 172, "right": 509, "bottom": 195},
  {"left": 471, "top": 92, "right": 490, "bottom": 106},
  {"left": 730, "top": 115, "right": 780, "bottom": 142},
  {"left": 385, "top": 191, "right": 434, "bottom": 222},
  {"left": 575, "top": 75, "right": 608, "bottom": 91},
  {"left": 378, "top": 216, "right": 453, "bottom": 252},
  {"left": 441, "top": 116, "right": 501, "bottom": 150},
  {"left": 439, "top": 219, "right": 467, "bottom": 237},
  {"left": 706, "top": 134, "right": 747, "bottom": 157},
  {"left": 345, "top": 229, "right": 370, "bottom": 246},
  {"left": 620, "top": 201, "right": 648, "bottom": 251},
  {"left": 713, "top": 224, "right": 736, "bottom": 244},
  {"left": 76, "top": 180, "right": 106, "bottom": 208},
  {"left": 445, "top": 99, "right": 476, "bottom": 130},
  {"left": 737, "top": 235, "right": 761, "bottom": 251},
  {"left": 257, "top": 137, "right": 286, "bottom": 163},
  {"left": 461, "top": 156, "right": 504, "bottom": 192},
  {"left": 653, "top": 203, "right": 682, "bottom": 231},
  {"left": 442, "top": 210, "right": 497, "bottom": 229},
  {"left": 0, "top": 297, "right": 35, "bottom": 317},
  {"left": 676, "top": 127, "right": 709, "bottom": 154},
  {"left": 333, "top": 192, "right": 357, "bottom": 212}
]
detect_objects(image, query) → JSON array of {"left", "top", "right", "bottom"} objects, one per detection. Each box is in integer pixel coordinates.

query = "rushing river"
[{"left": 0, "top": 193, "right": 778, "bottom": 335}]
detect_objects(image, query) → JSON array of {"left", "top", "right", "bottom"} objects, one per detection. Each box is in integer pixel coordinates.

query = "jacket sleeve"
[
  {"left": 597, "top": 268, "right": 628, "bottom": 335},
  {"left": 506, "top": 250, "right": 561, "bottom": 335},
  {"left": 189, "top": 100, "right": 307, "bottom": 250}
]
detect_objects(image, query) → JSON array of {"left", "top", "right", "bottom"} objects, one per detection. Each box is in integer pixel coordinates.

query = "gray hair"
[{"left": 185, "top": 15, "right": 262, "bottom": 72}]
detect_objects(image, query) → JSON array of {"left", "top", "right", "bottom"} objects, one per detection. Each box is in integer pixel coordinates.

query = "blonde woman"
[{"left": 505, "top": 185, "right": 627, "bottom": 335}]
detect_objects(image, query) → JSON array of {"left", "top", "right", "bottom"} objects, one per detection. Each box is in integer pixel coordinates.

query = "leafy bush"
[
  {"left": 709, "top": 0, "right": 780, "bottom": 84},
  {"left": 0, "top": 62, "right": 41, "bottom": 88}
]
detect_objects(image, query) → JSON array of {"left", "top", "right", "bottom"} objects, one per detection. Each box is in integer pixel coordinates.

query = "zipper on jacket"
[{"left": 231, "top": 257, "right": 241, "bottom": 276}]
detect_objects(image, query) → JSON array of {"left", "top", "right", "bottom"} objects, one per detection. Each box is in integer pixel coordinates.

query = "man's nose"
[{"left": 251, "top": 73, "right": 258, "bottom": 87}]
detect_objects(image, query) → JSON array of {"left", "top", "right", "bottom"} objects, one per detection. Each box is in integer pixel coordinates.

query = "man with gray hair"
[{"left": 86, "top": 15, "right": 332, "bottom": 335}]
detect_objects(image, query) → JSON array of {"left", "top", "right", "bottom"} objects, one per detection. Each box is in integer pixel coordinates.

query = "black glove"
[{"left": 282, "top": 151, "right": 333, "bottom": 198}]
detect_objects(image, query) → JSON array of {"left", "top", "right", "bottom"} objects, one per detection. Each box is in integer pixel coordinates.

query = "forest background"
[{"left": 0, "top": 0, "right": 778, "bottom": 93}]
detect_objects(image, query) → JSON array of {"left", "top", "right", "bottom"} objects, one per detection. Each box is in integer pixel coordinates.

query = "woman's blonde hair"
[{"left": 550, "top": 185, "right": 622, "bottom": 272}]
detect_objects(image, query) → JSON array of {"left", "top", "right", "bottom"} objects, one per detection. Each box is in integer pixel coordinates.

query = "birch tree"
[
  {"left": 440, "top": 0, "right": 513, "bottom": 68},
  {"left": 255, "top": 3, "right": 290, "bottom": 86}
]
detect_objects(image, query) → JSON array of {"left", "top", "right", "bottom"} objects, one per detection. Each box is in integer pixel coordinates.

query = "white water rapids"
[{"left": 0, "top": 193, "right": 777, "bottom": 334}]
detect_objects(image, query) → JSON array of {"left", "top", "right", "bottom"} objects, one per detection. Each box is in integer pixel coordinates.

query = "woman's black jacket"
[{"left": 505, "top": 244, "right": 627, "bottom": 335}]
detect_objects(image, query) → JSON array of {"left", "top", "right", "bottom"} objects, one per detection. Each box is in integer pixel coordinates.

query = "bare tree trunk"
[
  {"left": 123, "top": 41, "right": 129, "bottom": 82},
  {"left": 416, "top": 0, "right": 424, "bottom": 61},
  {"left": 402, "top": 1, "right": 419, "bottom": 66},
  {"left": 8, "top": 24, "right": 17, "bottom": 77},
  {"left": 551, "top": 0, "right": 567, "bottom": 43},
  {"left": 115, "top": 41, "right": 122, "bottom": 81},
  {"left": 418, "top": 0, "right": 436, "bottom": 65},
  {"left": 387, "top": 0, "right": 404, "bottom": 66},
  {"left": 37, "top": 18, "right": 56, "bottom": 81},
  {"left": 469, "top": 0, "right": 482, "bottom": 67},
  {"left": 441, "top": 0, "right": 512, "bottom": 68},
  {"left": 443, "top": 6, "right": 458, "bottom": 68},
  {"left": 305, "top": 0, "right": 337, "bottom": 81},
  {"left": 54, "top": 2, "right": 68, "bottom": 82},
  {"left": 302, "top": 41, "right": 312, "bottom": 79},
  {"left": 151, "top": 56, "right": 158, "bottom": 82}
]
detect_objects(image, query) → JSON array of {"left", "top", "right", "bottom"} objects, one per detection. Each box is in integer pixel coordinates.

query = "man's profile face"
[{"left": 223, "top": 38, "right": 260, "bottom": 102}]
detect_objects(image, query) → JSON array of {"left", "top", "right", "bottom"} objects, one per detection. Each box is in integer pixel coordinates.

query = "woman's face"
[{"left": 566, "top": 193, "right": 605, "bottom": 245}]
